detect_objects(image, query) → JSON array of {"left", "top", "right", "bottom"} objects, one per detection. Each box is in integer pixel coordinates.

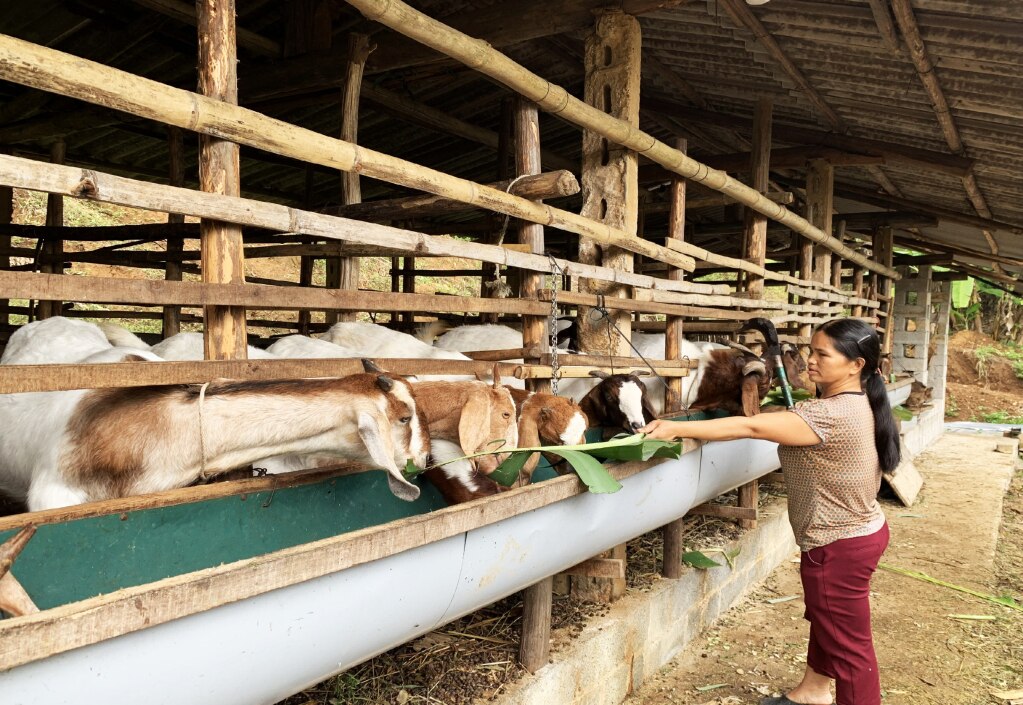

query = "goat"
[
  {"left": 576, "top": 370, "right": 658, "bottom": 434},
  {"left": 506, "top": 387, "right": 588, "bottom": 483},
  {"left": 0, "top": 356, "right": 429, "bottom": 511},
  {"left": 412, "top": 370, "right": 519, "bottom": 476},
  {"left": 151, "top": 332, "right": 277, "bottom": 360},
  {"left": 422, "top": 387, "right": 587, "bottom": 502},
  {"left": 1, "top": 317, "right": 112, "bottom": 365},
  {"left": 266, "top": 334, "right": 361, "bottom": 359},
  {"left": 97, "top": 322, "right": 151, "bottom": 350}
]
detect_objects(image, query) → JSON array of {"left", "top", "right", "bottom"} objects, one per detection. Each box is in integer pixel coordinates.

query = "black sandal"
[{"left": 760, "top": 696, "right": 835, "bottom": 705}]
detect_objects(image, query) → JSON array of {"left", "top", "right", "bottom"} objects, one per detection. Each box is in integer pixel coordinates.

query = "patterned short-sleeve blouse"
[{"left": 776, "top": 392, "right": 886, "bottom": 551}]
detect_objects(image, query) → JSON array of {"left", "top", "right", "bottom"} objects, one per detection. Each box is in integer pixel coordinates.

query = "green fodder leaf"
[
  {"left": 582, "top": 433, "right": 683, "bottom": 461},
  {"left": 695, "top": 683, "right": 727, "bottom": 693},
  {"left": 722, "top": 547, "right": 742, "bottom": 569},
  {"left": 892, "top": 405, "right": 914, "bottom": 421},
  {"left": 404, "top": 459, "right": 427, "bottom": 479},
  {"left": 549, "top": 449, "right": 622, "bottom": 494},
  {"left": 489, "top": 451, "right": 533, "bottom": 487},
  {"left": 681, "top": 551, "right": 723, "bottom": 569}
]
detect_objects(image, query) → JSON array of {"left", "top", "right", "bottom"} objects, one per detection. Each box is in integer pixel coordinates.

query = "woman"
[{"left": 642, "top": 318, "right": 899, "bottom": 705}]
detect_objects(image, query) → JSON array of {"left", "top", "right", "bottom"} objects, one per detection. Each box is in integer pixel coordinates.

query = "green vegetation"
[{"left": 979, "top": 411, "right": 1023, "bottom": 425}]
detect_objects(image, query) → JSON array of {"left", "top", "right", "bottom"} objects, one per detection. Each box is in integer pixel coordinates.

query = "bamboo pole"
[
  {"left": 197, "top": 0, "right": 247, "bottom": 360},
  {"left": 0, "top": 155, "right": 729, "bottom": 297},
  {"left": 163, "top": 125, "right": 185, "bottom": 338},
  {"left": 331, "top": 170, "right": 579, "bottom": 221},
  {"left": 0, "top": 35, "right": 696, "bottom": 273},
  {"left": 342, "top": 0, "right": 898, "bottom": 279},
  {"left": 664, "top": 138, "right": 686, "bottom": 414},
  {"left": 38, "top": 139, "right": 66, "bottom": 320}
]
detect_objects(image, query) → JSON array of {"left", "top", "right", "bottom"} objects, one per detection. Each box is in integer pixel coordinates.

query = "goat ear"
[
  {"left": 740, "top": 374, "right": 762, "bottom": 417},
  {"left": 631, "top": 370, "right": 651, "bottom": 377},
  {"left": 458, "top": 389, "right": 492, "bottom": 456},
  {"left": 357, "top": 411, "right": 420, "bottom": 502},
  {"left": 361, "top": 358, "right": 384, "bottom": 374},
  {"left": 516, "top": 411, "right": 542, "bottom": 485},
  {"left": 491, "top": 363, "right": 501, "bottom": 388},
  {"left": 589, "top": 369, "right": 610, "bottom": 379},
  {"left": 376, "top": 375, "right": 394, "bottom": 392}
]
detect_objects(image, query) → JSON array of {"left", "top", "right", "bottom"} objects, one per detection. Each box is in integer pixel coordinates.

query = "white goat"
[
  {"left": 0, "top": 356, "right": 429, "bottom": 511},
  {"left": 267, "top": 335, "right": 361, "bottom": 359},
  {"left": 97, "top": 322, "right": 151, "bottom": 350},
  {"left": 1, "top": 317, "right": 112, "bottom": 365},
  {"left": 150, "top": 332, "right": 277, "bottom": 360}
]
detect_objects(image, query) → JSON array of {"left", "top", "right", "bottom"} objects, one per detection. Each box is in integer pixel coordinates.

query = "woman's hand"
[{"left": 640, "top": 419, "right": 684, "bottom": 441}]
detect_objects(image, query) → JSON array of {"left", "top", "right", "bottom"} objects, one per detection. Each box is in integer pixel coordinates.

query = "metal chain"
[{"left": 547, "top": 254, "right": 562, "bottom": 395}]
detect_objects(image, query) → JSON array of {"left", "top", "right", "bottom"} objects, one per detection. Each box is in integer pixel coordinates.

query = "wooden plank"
[
  {"left": 883, "top": 442, "right": 923, "bottom": 507},
  {"left": 0, "top": 37, "right": 695, "bottom": 273},
  {"left": 0, "top": 156, "right": 721, "bottom": 295},
  {"left": 0, "top": 357, "right": 524, "bottom": 394},
  {"left": 198, "top": 0, "right": 248, "bottom": 360},
  {"left": 0, "top": 270, "right": 548, "bottom": 315},
  {"left": 515, "top": 364, "right": 690, "bottom": 379},
  {"left": 0, "top": 448, "right": 697, "bottom": 672},
  {"left": 737, "top": 479, "right": 758, "bottom": 530}
]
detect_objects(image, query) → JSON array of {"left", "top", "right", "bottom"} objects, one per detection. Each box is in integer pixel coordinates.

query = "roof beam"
[
  {"left": 638, "top": 146, "right": 883, "bottom": 183},
  {"left": 123, "top": 0, "right": 281, "bottom": 57},
  {"left": 643, "top": 98, "right": 975, "bottom": 177},
  {"left": 714, "top": 0, "right": 844, "bottom": 131},
  {"left": 240, "top": 0, "right": 694, "bottom": 102}
]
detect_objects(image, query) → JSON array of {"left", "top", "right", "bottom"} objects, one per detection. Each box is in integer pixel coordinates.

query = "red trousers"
[{"left": 800, "top": 522, "right": 889, "bottom": 705}]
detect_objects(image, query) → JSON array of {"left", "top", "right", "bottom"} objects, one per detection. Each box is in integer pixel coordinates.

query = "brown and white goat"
[
  {"left": 0, "top": 359, "right": 429, "bottom": 511},
  {"left": 577, "top": 371, "right": 658, "bottom": 434},
  {"left": 421, "top": 386, "right": 587, "bottom": 503},
  {"left": 506, "top": 388, "right": 588, "bottom": 484}
]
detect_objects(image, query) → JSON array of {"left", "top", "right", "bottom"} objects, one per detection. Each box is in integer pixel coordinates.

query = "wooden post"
[
  {"left": 572, "top": 10, "right": 640, "bottom": 604},
  {"left": 162, "top": 126, "right": 185, "bottom": 338},
  {"left": 481, "top": 98, "right": 515, "bottom": 325},
  {"left": 852, "top": 263, "right": 865, "bottom": 318},
  {"left": 401, "top": 256, "right": 415, "bottom": 328},
  {"left": 664, "top": 137, "right": 687, "bottom": 414},
  {"left": 515, "top": 97, "right": 550, "bottom": 395},
  {"left": 298, "top": 166, "right": 316, "bottom": 335},
  {"left": 326, "top": 33, "right": 373, "bottom": 326},
  {"left": 873, "top": 225, "right": 895, "bottom": 362},
  {"left": 518, "top": 575, "right": 553, "bottom": 673},
  {"left": 197, "top": 0, "right": 247, "bottom": 360},
  {"left": 661, "top": 517, "right": 685, "bottom": 579},
  {"left": 742, "top": 98, "right": 772, "bottom": 301},
  {"left": 806, "top": 158, "right": 834, "bottom": 293},
  {"left": 0, "top": 150, "right": 11, "bottom": 325},
  {"left": 830, "top": 220, "right": 845, "bottom": 291},
  {"left": 576, "top": 10, "right": 640, "bottom": 360},
  {"left": 515, "top": 96, "right": 554, "bottom": 671},
  {"left": 38, "top": 139, "right": 66, "bottom": 320}
]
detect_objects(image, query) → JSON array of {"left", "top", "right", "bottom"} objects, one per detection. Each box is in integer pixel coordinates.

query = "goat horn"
[
  {"left": 742, "top": 359, "right": 768, "bottom": 377},
  {"left": 589, "top": 369, "right": 611, "bottom": 379},
  {"left": 726, "top": 341, "right": 760, "bottom": 357},
  {"left": 375, "top": 375, "right": 394, "bottom": 392},
  {"left": 361, "top": 358, "right": 384, "bottom": 373}
]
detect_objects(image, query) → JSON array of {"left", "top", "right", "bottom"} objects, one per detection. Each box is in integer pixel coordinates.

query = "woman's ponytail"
[{"left": 816, "top": 318, "right": 901, "bottom": 473}]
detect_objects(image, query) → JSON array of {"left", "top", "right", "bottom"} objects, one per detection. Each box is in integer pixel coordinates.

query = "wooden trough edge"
[{"left": 0, "top": 445, "right": 699, "bottom": 673}]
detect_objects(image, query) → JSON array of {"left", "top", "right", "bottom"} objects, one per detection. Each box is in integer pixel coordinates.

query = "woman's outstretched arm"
[{"left": 641, "top": 409, "right": 820, "bottom": 447}]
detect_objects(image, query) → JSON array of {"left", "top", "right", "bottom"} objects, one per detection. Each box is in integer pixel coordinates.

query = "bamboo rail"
[
  {"left": 0, "top": 155, "right": 727, "bottom": 296},
  {"left": 343, "top": 0, "right": 898, "bottom": 280},
  {"left": 0, "top": 35, "right": 696, "bottom": 273}
]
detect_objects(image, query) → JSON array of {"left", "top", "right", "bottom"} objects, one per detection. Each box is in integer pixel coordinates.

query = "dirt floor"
[
  {"left": 622, "top": 433, "right": 1023, "bottom": 705},
  {"left": 943, "top": 330, "right": 1023, "bottom": 423}
]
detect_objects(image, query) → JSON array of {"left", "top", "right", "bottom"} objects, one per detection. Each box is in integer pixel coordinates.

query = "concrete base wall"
[
  {"left": 495, "top": 501, "right": 797, "bottom": 705},
  {"left": 902, "top": 405, "right": 945, "bottom": 457}
]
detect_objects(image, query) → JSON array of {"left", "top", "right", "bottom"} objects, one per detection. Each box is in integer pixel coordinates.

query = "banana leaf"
[{"left": 432, "top": 433, "right": 684, "bottom": 494}]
